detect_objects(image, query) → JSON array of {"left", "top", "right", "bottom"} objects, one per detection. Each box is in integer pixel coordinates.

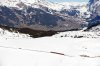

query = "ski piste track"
[{"left": 0, "top": 45, "right": 100, "bottom": 58}]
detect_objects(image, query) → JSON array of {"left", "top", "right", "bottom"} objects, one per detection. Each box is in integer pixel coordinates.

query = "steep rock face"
[
  {"left": 88, "top": 0, "right": 100, "bottom": 29},
  {"left": 89, "top": 0, "right": 100, "bottom": 17},
  {"left": 0, "top": 6, "right": 85, "bottom": 31},
  {"left": 0, "top": 6, "right": 59, "bottom": 28}
]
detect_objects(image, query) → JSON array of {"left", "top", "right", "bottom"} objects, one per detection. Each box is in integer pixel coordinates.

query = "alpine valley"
[
  {"left": 0, "top": 1, "right": 100, "bottom": 66},
  {"left": 0, "top": 0, "right": 100, "bottom": 37}
]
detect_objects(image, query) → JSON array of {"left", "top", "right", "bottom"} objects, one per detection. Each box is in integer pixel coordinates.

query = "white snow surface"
[
  {"left": 0, "top": 28, "right": 31, "bottom": 39},
  {"left": 0, "top": 28, "right": 100, "bottom": 66},
  {"left": 53, "top": 30, "right": 100, "bottom": 38}
]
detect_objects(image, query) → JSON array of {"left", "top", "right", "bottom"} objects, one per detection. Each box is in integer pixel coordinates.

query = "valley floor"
[{"left": 0, "top": 29, "right": 100, "bottom": 66}]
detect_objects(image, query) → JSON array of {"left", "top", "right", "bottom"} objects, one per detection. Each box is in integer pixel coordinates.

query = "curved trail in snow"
[
  {"left": 0, "top": 45, "right": 100, "bottom": 58},
  {"left": 0, "top": 45, "right": 73, "bottom": 57}
]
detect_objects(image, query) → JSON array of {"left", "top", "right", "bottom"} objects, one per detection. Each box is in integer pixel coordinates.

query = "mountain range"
[
  {"left": 0, "top": 0, "right": 89, "bottom": 31},
  {"left": 0, "top": 0, "right": 100, "bottom": 37}
]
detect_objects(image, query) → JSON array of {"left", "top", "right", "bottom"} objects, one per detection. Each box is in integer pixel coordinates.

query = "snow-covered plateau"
[{"left": 0, "top": 28, "right": 100, "bottom": 66}]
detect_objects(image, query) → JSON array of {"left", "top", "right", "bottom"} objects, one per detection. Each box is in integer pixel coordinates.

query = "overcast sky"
[{"left": 48, "top": 0, "right": 89, "bottom": 3}]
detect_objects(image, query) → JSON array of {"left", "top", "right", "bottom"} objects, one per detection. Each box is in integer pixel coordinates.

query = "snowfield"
[
  {"left": 53, "top": 30, "right": 100, "bottom": 38},
  {"left": 0, "top": 28, "right": 100, "bottom": 66}
]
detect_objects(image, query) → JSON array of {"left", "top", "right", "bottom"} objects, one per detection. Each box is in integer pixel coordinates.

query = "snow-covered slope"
[
  {"left": 53, "top": 30, "right": 100, "bottom": 38},
  {"left": 51, "top": 2, "right": 87, "bottom": 12},
  {"left": 89, "top": 25, "right": 100, "bottom": 32},
  {"left": 0, "top": 0, "right": 35, "bottom": 7},
  {"left": 0, "top": 27, "right": 100, "bottom": 39},
  {"left": 0, "top": 28, "right": 31, "bottom": 39},
  {"left": 0, "top": 27, "right": 100, "bottom": 66},
  {"left": 0, "top": 0, "right": 87, "bottom": 12}
]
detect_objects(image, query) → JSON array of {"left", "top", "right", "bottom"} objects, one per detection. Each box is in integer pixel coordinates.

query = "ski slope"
[{"left": 0, "top": 28, "right": 100, "bottom": 66}]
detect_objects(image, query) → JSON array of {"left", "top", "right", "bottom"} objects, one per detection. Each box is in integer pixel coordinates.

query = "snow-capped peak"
[
  {"left": 0, "top": 0, "right": 87, "bottom": 10},
  {"left": 0, "top": 0, "right": 89, "bottom": 18},
  {"left": 0, "top": 0, "right": 37, "bottom": 7},
  {"left": 0, "top": 0, "right": 36, "bottom": 4}
]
